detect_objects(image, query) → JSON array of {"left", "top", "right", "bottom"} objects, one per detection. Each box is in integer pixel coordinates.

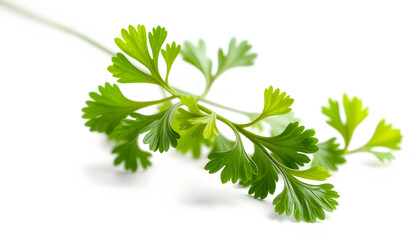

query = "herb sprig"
[
  {"left": 0, "top": 1, "right": 403, "bottom": 224},
  {"left": 81, "top": 25, "right": 401, "bottom": 222}
]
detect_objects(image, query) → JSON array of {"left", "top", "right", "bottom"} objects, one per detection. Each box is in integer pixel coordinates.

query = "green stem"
[
  {"left": 200, "top": 84, "right": 211, "bottom": 99},
  {"left": 174, "top": 87, "right": 254, "bottom": 116},
  {"left": 0, "top": 1, "right": 115, "bottom": 56},
  {"left": 344, "top": 146, "right": 367, "bottom": 155},
  {"left": 237, "top": 116, "right": 263, "bottom": 128},
  {"left": 198, "top": 104, "right": 233, "bottom": 126},
  {"left": 145, "top": 95, "right": 177, "bottom": 106},
  {"left": 201, "top": 99, "right": 254, "bottom": 116},
  {"left": 161, "top": 84, "right": 180, "bottom": 97}
]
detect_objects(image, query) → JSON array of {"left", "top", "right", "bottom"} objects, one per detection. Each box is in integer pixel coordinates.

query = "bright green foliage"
[
  {"left": 317, "top": 95, "right": 402, "bottom": 169},
  {"left": 115, "top": 25, "right": 154, "bottom": 72},
  {"left": 357, "top": 120, "right": 402, "bottom": 162},
  {"left": 233, "top": 122, "right": 337, "bottom": 221},
  {"left": 273, "top": 176, "right": 339, "bottom": 222},
  {"left": 112, "top": 139, "right": 152, "bottom": 171},
  {"left": 108, "top": 53, "right": 158, "bottom": 84},
  {"left": 83, "top": 25, "right": 402, "bottom": 223},
  {"left": 181, "top": 40, "right": 213, "bottom": 84},
  {"left": 82, "top": 83, "right": 155, "bottom": 134},
  {"left": 157, "top": 100, "right": 173, "bottom": 112},
  {"left": 322, "top": 94, "right": 368, "bottom": 149},
  {"left": 242, "top": 122, "right": 319, "bottom": 169},
  {"left": 161, "top": 42, "right": 181, "bottom": 80},
  {"left": 312, "top": 138, "right": 346, "bottom": 171},
  {"left": 216, "top": 38, "right": 257, "bottom": 77},
  {"left": 181, "top": 38, "right": 257, "bottom": 91},
  {"left": 256, "top": 86, "right": 294, "bottom": 121},
  {"left": 141, "top": 104, "right": 181, "bottom": 152},
  {"left": 111, "top": 25, "right": 180, "bottom": 92},
  {"left": 189, "top": 113, "right": 219, "bottom": 139},
  {"left": 240, "top": 87, "right": 293, "bottom": 128},
  {"left": 246, "top": 147, "right": 279, "bottom": 199},
  {"left": 179, "top": 95, "right": 201, "bottom": 114},
  {"left": 174, "top": 124, "right": 211, "bottom": 159},
  {"left": 148, "top": 26, "right": 168, "bottom": 67},
  {"left": 112, "top": 113, "right": 157, "bottom": 141},
  {"left": 111, "top": 104, "right": 181, "bottom": 153},
  {"left": 365, "top": 120, "right": 401, "bottom": 150},
  {"left": 211, "top": 134, "right": 235, "bottom": 152},
  {"left": 176, "top": 96, "right": 219, "bottom": 139},
  {"left": 286, "top": 166, "right": 331, "bottom": 181},
  {"left": 205, "top": 132, "right": 258, "bottom": 184}
]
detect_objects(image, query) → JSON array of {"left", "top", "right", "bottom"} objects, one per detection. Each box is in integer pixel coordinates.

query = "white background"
[{"left": 1, "top": 0, "right": 419, "bottom": 239}]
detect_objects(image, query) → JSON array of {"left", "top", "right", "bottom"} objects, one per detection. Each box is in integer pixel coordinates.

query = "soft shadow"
[
  {"left": 268, "top": 211, "right": 297, "bottom": 223},
  {"left": 84, "top": 162, "right": 151, "bottom": 187},
  {"left": 179, "top": 189, "right": 236, "bottom": 207},
  {"left": 245, "top": 195, "right": 298, "bottom": 223},
  {"left": 363, "top": 159, "right": 391, "bottom": 168}
]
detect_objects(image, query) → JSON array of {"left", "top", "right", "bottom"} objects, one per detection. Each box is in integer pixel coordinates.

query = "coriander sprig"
[{"left": 0, "top": 1, "right": 403, "bottom": 224}]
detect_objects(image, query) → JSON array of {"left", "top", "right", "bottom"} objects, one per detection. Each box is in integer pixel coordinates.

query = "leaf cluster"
[
  {"left": 82, "top": 25, "right": 401, "bottom": 222},
  {"left": 312, "top": 95, "right": 402, "bottom": 170}
]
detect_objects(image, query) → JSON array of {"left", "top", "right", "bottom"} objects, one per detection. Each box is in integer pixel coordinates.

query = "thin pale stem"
[
  {"left": 237, "top": 116, "right": 263, "bottom": 128},
  {"left": 1, "top": 0, "right": 256, "bottom": 119},
  {"left": 200, "top": 84, "right": 211, "bottom": 99},
  {"left": 173, "top": 87, "right": 254, "bottom": 116},
  {"left": 0, "top": 1, "right": 115, "bottom": 56},
  {"left": 146, "top": 95, "right": 177, "bottom": 106},
  {"left": 201, "top": 99, "right": 254, "bottom": 116}
]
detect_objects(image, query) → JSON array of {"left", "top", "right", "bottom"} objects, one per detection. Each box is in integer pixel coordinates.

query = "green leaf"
[
  {"left": 286, "top": 166, "right": 331, "bottom": 181},
  {"left": 212, "top": 134, "right": 235, "bottom": 152},
  {"left": 142, "top": 104, "right": 181, "bottom": 152},
  {"left": 175, "top": 108, "right": 200, "bottom": 130},
  {"left": 364, "top": 119, "right": 402, "bottom": 150},
  {"left": 240, "top": 136, "right": 338, "bottom": 221},
  {"left": 249, "top": 86, "right": 294, "bottom": 125},
  {"left": 107, "top": 53, "right": 158, "bottom": 84},
  {"left": 157, "top": 101, "right": 172, "bottom": 112},
  {"left": 188, "top": 113, "right": 219, "bottom": 139},
  {"left": 312, "top": 138, "right": 346, "bottom": 171},
  {"left": 273, "top": 174, "right": 339, "bottom": 222},
  {"left": 241, "top": 122, "right": 319, "bottom": 169},
  {"left": 351, "top": 120, "right": 402, "bottom": 162},
  {"left": 82, "top": 83, "right": 154, "bottom": 134},
  {"left": 247, "top": 147, "right": 279, "bottom": 199},
  {"left": 175, "top": 124, "right": 212, "bottom": 159},
  {"left": 216, "top": 38, "right": 257, "bottom": 77},
  {"left": 205, "top": 131, "right": 257, "bottom": 184},
  {"left": 261, "top": 86, "right": 293, "bottom": 118},
  {"left": 176, "top": 98, "right": 219, "bottom": 139},
  {"left": 179, "top": 96, "right": 202, "bottom": 114},
  {"left": 112, "top": 139, "right": 152, "bottom": 171},
  {"left": 322, "top": 94, "right": 368, "bottom": 149},
  {"left": 161, "top": 42, "right": 181, "bottom": 79},
  {"left": 112, "top": 112, "right": 157, "bottom": 141},
  {"left": 113, "top": 104, "right": 181, "bottom": 152},
  {"left": 115, "top": 25, "right": 154, "bottom": 72},
  {"left": 148, "top": 26, "right": 168, "bottom": 66},
  {"left": 181, "top": 40, "right": 213, "bottom": 84}
]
